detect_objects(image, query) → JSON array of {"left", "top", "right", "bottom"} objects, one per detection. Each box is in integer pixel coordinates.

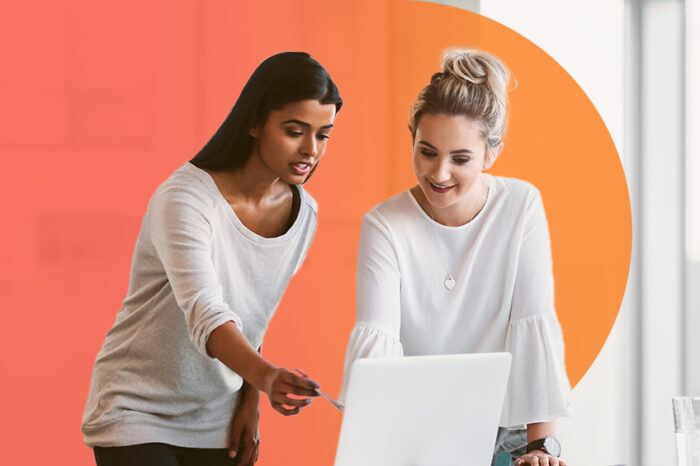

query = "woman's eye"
[
  {"left": 286, "top": 129, "right": 303, "bottom": 137},
  {"left": 453, "top": 157, "right": 470, "bottom": 165},
  {"left": 421, "top": 150, "right": 437, "bottom": 158},
  {"left": 316, "top": 133, "right": 330, "bottom": 141}
]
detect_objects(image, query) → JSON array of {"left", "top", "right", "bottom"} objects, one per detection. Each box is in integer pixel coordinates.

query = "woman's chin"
[
  {"left": 421, "top": 189, "right": 454, "bottom": 210},
  {"left": 281, "top": 173, "right": 306, "bottom": 185}
]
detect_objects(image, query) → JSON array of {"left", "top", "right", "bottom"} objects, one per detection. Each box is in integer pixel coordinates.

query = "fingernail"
[{"left": 229, "top": 450, "right": 236, "bottom": 458}]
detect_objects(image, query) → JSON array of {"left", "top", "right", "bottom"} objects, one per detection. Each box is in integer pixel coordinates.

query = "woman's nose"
[
  {"left": 301, "top": 134, "right": 318, "bottom": 157},
  {"left": 431, "top": 158, "right": 451, "bottom": 182}
]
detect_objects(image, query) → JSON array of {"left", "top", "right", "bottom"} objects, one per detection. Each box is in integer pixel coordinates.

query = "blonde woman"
[{"left": 340, "top": 49, "right": 570, "bottom": 466}]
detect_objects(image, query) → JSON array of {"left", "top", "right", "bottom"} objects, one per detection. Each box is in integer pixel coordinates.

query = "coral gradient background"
[{"left": 0, "top": 1, "right": 630, "bottom": 465}]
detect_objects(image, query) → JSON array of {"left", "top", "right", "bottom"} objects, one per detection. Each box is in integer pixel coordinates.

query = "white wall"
[{"left": 685, "top": 0, "right": 700, "bottom": 399}]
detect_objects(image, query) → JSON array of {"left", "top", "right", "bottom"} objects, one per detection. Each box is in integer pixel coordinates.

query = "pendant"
[{"left": 444, "top": 274, "right": 456, "bottom": 290}]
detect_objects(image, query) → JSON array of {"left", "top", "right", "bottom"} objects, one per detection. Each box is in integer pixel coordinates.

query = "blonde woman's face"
[{"left": 413, "top": 113, "right": 488, "bottom": 213}]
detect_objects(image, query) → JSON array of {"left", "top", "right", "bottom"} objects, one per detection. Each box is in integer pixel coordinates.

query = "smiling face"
[
  {"left": 413, "top": 113, "right": 501, "bottom": 223},
  {"left": 249, "top": 99, "right": 337, "bottom": 184}
]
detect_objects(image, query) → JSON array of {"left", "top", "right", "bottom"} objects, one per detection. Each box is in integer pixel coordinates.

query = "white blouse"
[{"left": 340, "top": 175, "right": 571, "bottom": 427}]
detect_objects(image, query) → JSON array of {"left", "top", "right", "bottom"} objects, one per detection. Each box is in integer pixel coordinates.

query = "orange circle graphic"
[{"left": 0, "top": 1, "right": 630, "bottom": 465}]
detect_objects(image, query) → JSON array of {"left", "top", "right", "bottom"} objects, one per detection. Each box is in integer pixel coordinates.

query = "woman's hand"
[
  {"left": 228, "top": 385, "right": 260, "bottom": 465},
  {"left": 260, "top": 366, "right": 320, "bottom": 416},
  {"left": 206, "top": 322, "right": 319, "bottom": 416},
  {"left": 514, "top": 450, "right": 567, "bottom": 466}
]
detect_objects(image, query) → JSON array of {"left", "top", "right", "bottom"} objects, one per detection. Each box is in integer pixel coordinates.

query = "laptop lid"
[{"left": 334, "top": 352, "right": 512, "bottom": 466}]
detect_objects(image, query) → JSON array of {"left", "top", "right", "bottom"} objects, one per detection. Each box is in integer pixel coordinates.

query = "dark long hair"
[{"left": 190, "top": 52, "right": 342, "bottom": 172}]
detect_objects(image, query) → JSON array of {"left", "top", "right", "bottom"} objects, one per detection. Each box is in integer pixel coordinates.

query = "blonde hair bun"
[
  {"left": 441, "top": 48, "right": 510, "bottom": 113},
  {"left": 408, "top": 48, "right": 513, "bottom": 152}
]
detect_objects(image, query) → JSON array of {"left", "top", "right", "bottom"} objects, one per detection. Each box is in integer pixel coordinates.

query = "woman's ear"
[
  {"left": 484, "top": 142, "right": 504, "bottom": 170},
  {"left": 249, "top": 124, "right": 260, "bottom": 138}
]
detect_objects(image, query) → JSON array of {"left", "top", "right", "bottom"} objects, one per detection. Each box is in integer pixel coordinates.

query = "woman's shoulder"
[
  {"left": 359, "top": 190, "right": 424, "bottom": 237},
  {"left": 295, "top": 185, "right": 319, "bottom": 215},
  {"left": 489, "top": 175, "right": 540, "bottom": 199},
  {"left": 364, "top": 190, "right": 416, "bottom": 221},
  {"left": 150, "top": 162, "right": 219, "bottom": 211},
  {"left": 488, "top": 175, "right": 543, "bottom": 212}
]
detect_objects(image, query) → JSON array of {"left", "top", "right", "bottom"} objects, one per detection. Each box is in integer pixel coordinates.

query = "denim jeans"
[{"left": 491, "top": 427, "right": 528, "bottom": 466}]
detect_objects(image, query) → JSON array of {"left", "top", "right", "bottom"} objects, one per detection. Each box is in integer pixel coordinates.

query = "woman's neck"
[
  {"left": 414, "top": 175, "right": 489, "bottom": 227},
  {"left": 209, "top": 152, "right": 286, "bottom": 205}
]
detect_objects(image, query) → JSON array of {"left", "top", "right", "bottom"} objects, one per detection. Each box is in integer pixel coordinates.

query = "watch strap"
[
  {"left": 526, "top": 438, "right": 547, "bottom": 453},
  {"left": 526, "top": 436, "right": 561, "bottom": 457}
]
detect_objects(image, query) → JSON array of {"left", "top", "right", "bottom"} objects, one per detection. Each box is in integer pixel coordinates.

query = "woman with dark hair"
[{"left": 81, "top": 52, "right": 342, "bottom": 466}]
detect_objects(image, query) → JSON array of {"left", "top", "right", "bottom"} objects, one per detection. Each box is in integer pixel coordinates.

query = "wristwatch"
[{"left": 526, "top": 436, "right": 561, "bottom": 457}]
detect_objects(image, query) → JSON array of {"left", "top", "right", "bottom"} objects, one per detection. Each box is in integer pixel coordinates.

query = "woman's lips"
[
  {"left": 428, "top": 180, "right": 455, "bottom": 193},
  {"left": 291, "top": 162, "right": 311, "bottom": 175}
]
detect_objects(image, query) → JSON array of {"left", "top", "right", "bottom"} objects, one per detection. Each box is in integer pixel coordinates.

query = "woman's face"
[
  {"left": 413, "top": 113, "right": 491, "bottom": 212},
  {"left": 250, "top": 99, "right": 337, "bottom": 184}
]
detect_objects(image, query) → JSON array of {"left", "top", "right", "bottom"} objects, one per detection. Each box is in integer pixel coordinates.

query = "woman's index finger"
[{"left": 291, "top": 369, "right": 321, "bottom": 389}]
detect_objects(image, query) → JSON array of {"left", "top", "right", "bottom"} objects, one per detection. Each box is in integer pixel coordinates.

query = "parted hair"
[
  {"left": 408, "top": 48, "right": 512, "bottom": 158},
  {"left": 190, "top": 52, "right": 342, "bottom": 173}
]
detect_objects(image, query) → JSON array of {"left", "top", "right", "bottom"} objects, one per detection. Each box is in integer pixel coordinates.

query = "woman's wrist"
[
  {"left": 239, "top": 380, "right": 260, "bottom": 399},
  {"left": 246, "top": 361, "right": 278, "bottom": 394},
  {"left": 239, "top": 384, "right": 261, "bottom": 405},
  {"left": 525, "top": 436, "right": 561, "bottom": 458},
  {"left": 206, "top": 321, "right": 277, "bottom": 392}
]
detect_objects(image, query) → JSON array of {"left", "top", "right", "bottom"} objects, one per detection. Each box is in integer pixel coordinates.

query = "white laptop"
[{"left": 334, "top": 353, "right": 512, "bottom": 466}]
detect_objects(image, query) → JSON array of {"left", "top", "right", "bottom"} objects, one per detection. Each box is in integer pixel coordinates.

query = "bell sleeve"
[
  {"left": 500, "top": 188, "right": 571, "bottom": 427},
  {"left": 338, "top": 214, "right": 404, "bottom": 403}
]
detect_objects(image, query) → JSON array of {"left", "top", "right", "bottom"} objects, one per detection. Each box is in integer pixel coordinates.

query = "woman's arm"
[
  {"left": 501, "top": 186, "right": 570, "bottom": 426},
  {"left": 508, "top": 187, "right": 569, "bottom": 466},
  {"left": 149, "top": 186, "right": 318, "bottom": 416},
  {"left": 207, "top": 322, "right": 320, "bottom": 415},
  {"left": 339, "top": 213, "right": 404, "bottom": 402},
  {"left": 513, "top": 421, "right": 567, "bottom": 466},
  {"left": 526, "top": 421, "right": 556, "bottom": 443},
  {"left": 227, "top": 380, "right": 260, "bottom": 464}
]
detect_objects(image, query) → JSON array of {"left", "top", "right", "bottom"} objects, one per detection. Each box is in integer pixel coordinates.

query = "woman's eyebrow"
[
  {"left": 282, "top": 119, "right": 334, "bottom": 129},
  {"left": 418, "top": 140, "right": 473, "bottom": 154}
]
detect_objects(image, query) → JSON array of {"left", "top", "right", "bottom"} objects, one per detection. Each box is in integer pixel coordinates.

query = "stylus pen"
[{"left": 294, "top": 368, "right": 345, "bottom": 412}]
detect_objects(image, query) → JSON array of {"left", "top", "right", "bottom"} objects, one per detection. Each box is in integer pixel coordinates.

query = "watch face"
[{"left": 544, "top": 437, "right": 562, "bottom": 457}]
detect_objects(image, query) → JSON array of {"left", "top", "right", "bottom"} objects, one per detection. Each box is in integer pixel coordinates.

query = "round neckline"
[
  {"left": 406, "top": 174, "right": 493, "bottom": 231},
  {"left": 185, "top": 162, "right": 306, "bottom": 244}
]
